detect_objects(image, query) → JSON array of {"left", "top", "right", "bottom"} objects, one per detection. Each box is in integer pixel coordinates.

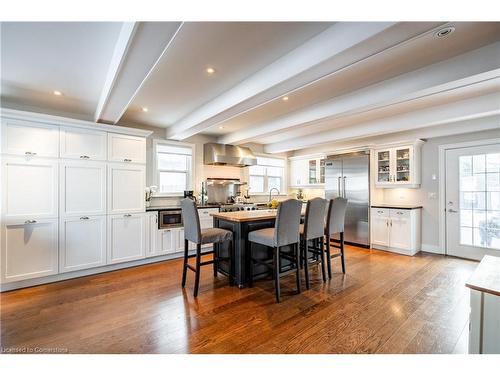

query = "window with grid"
[
  {"left": 248, "top": 156, "right": 285, "bottom": 194},
  {"left": 156, "top": 143, "right": 193, "bottom": 195},
  {"left": 459, "top": 153, "right": 500, "bottom": 249}
]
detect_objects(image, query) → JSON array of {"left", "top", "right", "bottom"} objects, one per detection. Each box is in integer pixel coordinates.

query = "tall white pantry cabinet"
[{"left": 0, "top": 109, "right": 152, "bottom": 289}]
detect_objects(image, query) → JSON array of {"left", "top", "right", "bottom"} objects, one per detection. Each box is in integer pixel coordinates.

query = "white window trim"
[
  {"left": 246, "top": 153, "right": 288, "bottom": 196},
  {"left": 152, "top": 139, "right": 195, "bottom": 197}
]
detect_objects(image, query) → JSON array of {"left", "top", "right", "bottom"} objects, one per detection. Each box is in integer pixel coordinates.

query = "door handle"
[{"left": 448, "top": 209, "right": 458, "bottom": 213}]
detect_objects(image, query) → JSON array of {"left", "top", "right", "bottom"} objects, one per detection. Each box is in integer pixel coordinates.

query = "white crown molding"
[{"left": 0, "top": 108, "right": 153, "bottom": 137}]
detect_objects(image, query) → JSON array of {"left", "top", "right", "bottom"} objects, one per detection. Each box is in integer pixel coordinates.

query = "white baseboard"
[{"left": 421, "top": 243, "right": 444, "bottom": 254}]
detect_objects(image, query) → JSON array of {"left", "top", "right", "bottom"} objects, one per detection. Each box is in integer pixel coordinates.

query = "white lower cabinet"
[
  {"left": 1, "top": 219, "right": 59, "bottom": 282},
  {"left": 370, "top": 207, "right": 421, "bottom": 256},
  {"left": 59, "top": 216, "right": 106, "bottom": 273},
  {"left": 107, "top": 213, "right": 146, "bottom": 264}
]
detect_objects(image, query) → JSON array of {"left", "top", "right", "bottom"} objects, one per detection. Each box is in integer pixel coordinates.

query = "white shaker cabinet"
[
  {"left": 59, "top": 127, "right": 107, "bottom": 161},
  {"left": 107, "top": 213, "right": 146, "bottom": 264},
  {"left": 60, "top": 161, "right": 106, "bottom": 217},
  {"left": 59, "top": 216, "right": 106, "bottom": 273},
  {"left": 1, "top": 219, "right": 59, "bottom": 282},
  {"left": 107, "top": 163, "right": 146, "bottom": 214},
  {"left": 107, "top": 133, "right": 146, "bottom": 164},
  {"left": 370, "top": 207, "right": 421, "bottom": 256},
  {"left": 1, "top": 156, "right": 59, "bottom": 220},
  {"left": 1, "top": 119, "right": 59, "bottom": 158}
]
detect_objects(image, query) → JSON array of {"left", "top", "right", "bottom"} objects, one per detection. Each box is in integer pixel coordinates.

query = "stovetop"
[{"left": 217, "top": 203, "right": 259, "bottom": 212}]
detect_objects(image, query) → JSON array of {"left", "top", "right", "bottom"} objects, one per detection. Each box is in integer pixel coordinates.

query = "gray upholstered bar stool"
[
  {"left": 324, "top": 197, "right": 348, "bottom": 278},
  {"left": 299, "top": 197, "right": 328, "bottom": 289},
  {"left": 247, "top": 199, "right": 302, "bottom": 303},
  {"left": 181, "top": 199, "right": 233, "bottom": 297}
]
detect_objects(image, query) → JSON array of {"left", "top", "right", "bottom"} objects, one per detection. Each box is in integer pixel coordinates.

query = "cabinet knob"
[
  {"left": 123, "top": 158, "right": 132, "bottom": 162},
  {"left": 24, "top": 220, "right": 37, "bottom": 224}
]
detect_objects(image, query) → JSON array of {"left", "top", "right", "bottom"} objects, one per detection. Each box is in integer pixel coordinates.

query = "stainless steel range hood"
[{"left": 204, "top": 143, "right": 257, "bottom": 167}]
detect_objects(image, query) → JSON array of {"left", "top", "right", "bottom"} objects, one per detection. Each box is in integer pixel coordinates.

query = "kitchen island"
[{"left": 211, "top": 209, "right": 305, "bottom": 287}]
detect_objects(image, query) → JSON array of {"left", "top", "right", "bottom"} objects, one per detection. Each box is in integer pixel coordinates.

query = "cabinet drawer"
[
  {"left": 389, "top": 209, "right": 411, "bottom": 219},
  {"left": 371, "top": 208, "right": 389, "bottom": 217}
]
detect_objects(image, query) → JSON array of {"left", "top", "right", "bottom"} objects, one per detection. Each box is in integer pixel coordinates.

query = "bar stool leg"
[
  {"left": 325, "top": 235, "right": 332, "bottom": 279},
  {"left": 303, "top": 239, "right": 310, "bottom": 290},
  {"left": 320, "top": 237, "right": 327, "bottom": 283},
  {"left": 340, "top": 232, "right": 346, "bottom": 274},
  {"left": 295, "top": 243, "right": 301, "bottom": 294},
  {"left": 274, "top": 246, "right": 281, "bottom": 303},
  {"left": 181, "top": 239, "right": 189, "bottom": 287},
  {"left": 193, "top": 244, "right": 202, "bottom": 297}
]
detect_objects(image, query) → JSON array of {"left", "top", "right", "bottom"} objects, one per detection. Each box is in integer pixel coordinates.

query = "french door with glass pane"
[{"left": 445, "top": 143, "right": 500, "bottom": 260}]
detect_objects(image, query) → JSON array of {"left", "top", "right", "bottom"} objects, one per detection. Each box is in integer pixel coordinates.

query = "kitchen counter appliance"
[
  {"left": 325, "top": 151, "right": 370, "bottom": 247},
  {"left": 158, "top": 208, "right": 183, "bottom": 229}
]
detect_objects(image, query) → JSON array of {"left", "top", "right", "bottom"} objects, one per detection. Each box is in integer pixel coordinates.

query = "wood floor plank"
[{"left": 0, "top": 246, "right": 477, "bottom": 354}]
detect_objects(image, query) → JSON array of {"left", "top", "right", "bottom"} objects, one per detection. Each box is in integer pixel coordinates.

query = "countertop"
[
  {"left": 146, "top": 204, "right": 220, "bottom": 212},
  {"left": 211, "top": 208, "right": 306, "bottom": 223},
  {"left": 466, "top": 255, "right": 500, "bottom": 297},
  {"left": 371, "top": 204, "right": 423, "bottom": 210}
]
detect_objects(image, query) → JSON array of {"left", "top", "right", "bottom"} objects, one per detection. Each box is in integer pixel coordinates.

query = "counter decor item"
[
  {"left": 145, "top": 186, "right": 158, "bottom": 207},
  {"left": 296, "top": 189, "right": 304, "bottom": 200}
]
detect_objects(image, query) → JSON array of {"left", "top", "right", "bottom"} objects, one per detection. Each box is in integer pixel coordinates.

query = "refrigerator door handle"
[
  {"left": 338, "top": 176, "right": 341, "bottom": 197},
  {"left": 343, "top": 176, "right": 346, "bottom": 198}
]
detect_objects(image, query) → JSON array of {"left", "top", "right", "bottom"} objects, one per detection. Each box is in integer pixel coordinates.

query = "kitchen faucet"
[{"left": 269, "top": 187, "right": 280, "bottom": 202}]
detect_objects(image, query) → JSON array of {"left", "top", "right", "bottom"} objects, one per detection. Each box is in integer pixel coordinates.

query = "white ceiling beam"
[
  {"left": 94, "top": 21, "right": 182, "bottom": 124},
  {"left": 220, "top": 42, "right": 500, "bottom": 145},
  {"left": 166, "top": 22, "right": 445, "bottom": 140},
  {"left": 264, "top": 93, "right": 500, "bottom": 153}
]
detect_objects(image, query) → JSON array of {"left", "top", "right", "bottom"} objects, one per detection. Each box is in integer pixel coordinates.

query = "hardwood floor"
[{"left": 0, "top": 246, "right": 478, "bottom": 354}]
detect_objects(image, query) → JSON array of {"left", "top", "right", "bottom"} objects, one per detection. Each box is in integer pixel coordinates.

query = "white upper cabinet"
[
  {"left": 60, "top": 161, "right": 106, "bottom": 217},
  {"left": 1, "top": 119, "right": 59, "bottom": 158},
  {"left": 107, "top": 163, "right": 146, "bottom": 214},
  {"left": 2, "top": 156, "right": 59, "bottom": 221},
  {"left": 289, "top": 157, "right": 325, "bottom": 187},
  {"left": 60, "top": 127, "right": 106, "bottom": 161},
  {"left": 1, "top": 219, "right": 59, "bottom": 282},
  {"left": 107, "top": 133, "right": 146, "bottom": 164},
  {"left": 59, "top": 215, "right": 106, "bottom": 273},
  {"left": 374, "top": 141, "right": 423, "bottom": 188},
  {"left": 107, "top": 213, "right": 146, "bottom": 264}
]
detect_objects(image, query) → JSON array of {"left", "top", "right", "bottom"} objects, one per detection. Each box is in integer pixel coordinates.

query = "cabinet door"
[
  {"left": 107, "top": 133, "right": 146, "bottom": 164},
  {"left": 375, "top": 149, "right": 391, "bottom": 185},
  {"left": 290, "top": 159, "right": 309, "bottom": 186},
  {"left": 389, "top": 210, "right": 412, "bottom": 250},
  {"left": 177, "top": 228, "right": 196, "bottom": 252},
  {"left": 59, "top": 216, "right": 106, "bottom": 272},
  {"left": 394, "top": 147, "right": 412, "bottom": 185},
  {"left": 1, "top": 219, "right": 58, "bottom": 282},
  {"left": 2, "top": 156, "right": 58, "bottom": 220},
  {"left": 158, "top": 229, "right": 177, "bottom": 255},
  {"left": 60, "top": 127, "right": 106, "bottom": 160},
  {"left": 1, "top": 119, "right": 59, "bottom": 157},
  {"left": 146, "top": 212, "right": 159, "bottom": 257},
  {"left": 107, "top": 214, "right": 146, "bottom": 264},
  {"left": 308, "top": 159, "right": 317, "bottom": 184},
  {"left": 108, "top": 163, "right": 146, "bottom": 214},
  {"left": 60, "top": 161, "right": 106, "bottom": 217},
  {"left": 371, "top": 208, "right": 390, "bottom": 247}
]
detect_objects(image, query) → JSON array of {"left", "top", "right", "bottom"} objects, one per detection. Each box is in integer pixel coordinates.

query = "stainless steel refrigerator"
[{"left": 325, "top": 151, "right": 370, "bottom": 247}]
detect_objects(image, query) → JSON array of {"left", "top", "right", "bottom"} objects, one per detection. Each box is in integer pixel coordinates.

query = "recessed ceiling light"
[
  {"left": 141, "top": 107, "right": 149, "bottom": 112},
  {"left": 435, "top": 26, "right": 455, "bottom": 38},
  {"left": 53, "top": 90, "right": 62, "bottom": 96},
  {"left": 282, "top": 96, "right": 289, "bottom": 101},
  {"left": 206, "top": 67, "right": 216, "bottom": 75},
  {"left": 219, "top": 126, "right": 224, "bottom": 129}
]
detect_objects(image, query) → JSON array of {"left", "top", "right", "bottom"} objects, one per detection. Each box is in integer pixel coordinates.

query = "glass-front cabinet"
[
  {"left": 290, "top": 156, "right": 325, "bottom": 187},
  {"left": 374, "top": 141, "right": 423, "bottom": 188}
]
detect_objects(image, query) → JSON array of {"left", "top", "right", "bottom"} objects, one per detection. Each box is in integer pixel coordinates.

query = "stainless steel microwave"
[{"left": 158, "top": 209, "right": 183, "bottom": 229}]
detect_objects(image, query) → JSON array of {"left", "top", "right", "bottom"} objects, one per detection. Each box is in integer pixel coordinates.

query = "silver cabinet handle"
[
  {"left": 25, "top": 151, "right": 37, "bottom": 156},
  {"left": 396, "top": 211, "right": 403, "bottom": 215},
  {"left": 448, "top": 209, "right": 458, "bottom": 213},
  {"left": 80, "top": 155, "right": 90, "bottom": 159},
  {"left": 124, "top": 214, "right": 132, "bottom": 217},
  {"left": 377, "top": 210, "right": 384, "bottom": 214},
  {"left": 24, "top": 220, "right": 37, "bottom": 224},
  {"left": 390, "top": 220, "right": 393, "bottom": 227},
  {"left": 80, "top": 216, "right": 90, "bottom": 220},
  {"left": 338, "top": 177, "right": 341, "bottom": 196},
  {"left": 343, "top": 176, "right": 346, "bottom": 198},
  {"left": 123, "top": 158, "right": 132, "bottom": 162},
  {"left": 386, "top": 220, "right": 389, "bottom": 227}
]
